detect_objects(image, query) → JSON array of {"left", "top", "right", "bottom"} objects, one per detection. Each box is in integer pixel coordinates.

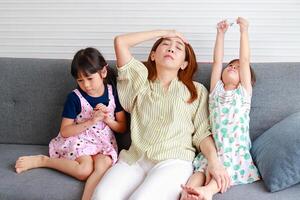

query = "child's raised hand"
[
  {"left": 216, "top": 20, "right": 229, "bottom": 34},
  {"left": 237, "top": 17, "right": 249, "bottom": 33},
  {"left": 163, "top": 30, "right": 188, "bottom": 44}
]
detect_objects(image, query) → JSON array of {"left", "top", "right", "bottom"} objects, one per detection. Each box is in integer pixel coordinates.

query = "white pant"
[{"left": 92, "top": 156, "right": 193, "bottom": 200}]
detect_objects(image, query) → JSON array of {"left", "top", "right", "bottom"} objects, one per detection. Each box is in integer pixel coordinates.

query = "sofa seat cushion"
[
  {"left": 214, "top": 181, "right": 300, "bottom": 200},
  {"left": 0, "top": 144, "right": 83, "bottom": 200},
  {"left": 1, "top": 144, "right": 300, "bottom": 200},
  {"left": 251, "top": 112, "right": 300, "bottom": 192}
]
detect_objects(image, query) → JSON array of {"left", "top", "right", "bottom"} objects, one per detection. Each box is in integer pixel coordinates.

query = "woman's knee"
[
  {"left": 128, "top": 192, "right": 142, "bottom": 200},
  {"left": 91, "top": 182, "right": 116, "bottom": 200},
  {"left": 92, "top": 160, "right": 134, "bottom": 200}
]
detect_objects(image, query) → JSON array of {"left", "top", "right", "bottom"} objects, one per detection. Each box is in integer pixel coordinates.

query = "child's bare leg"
[
  {"left": 180, "top": 172, "right": 205, "bottom": 200},
  {"left": 81, "top": 154, "right": 112, "bottom": 200},
  {"left": 15, "top": 155, "right": 47, "bottom": 173},
  {"left": 15, "top": 155, "right": 93, "bottom": 180}
]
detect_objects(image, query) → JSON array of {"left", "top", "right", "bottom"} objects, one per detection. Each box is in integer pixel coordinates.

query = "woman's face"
[{"left": 151, "top": 37, "right": 187, "bottom": 71}]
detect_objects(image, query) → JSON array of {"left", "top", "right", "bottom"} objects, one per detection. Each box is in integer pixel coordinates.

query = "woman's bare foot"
[{"left": 15, "top": 155, "right": 49, "bottom": 173}]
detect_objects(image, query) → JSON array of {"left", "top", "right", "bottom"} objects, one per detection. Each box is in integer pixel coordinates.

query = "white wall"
[{"left": 0, "top": 0, "right": 300, "bottom": 62}]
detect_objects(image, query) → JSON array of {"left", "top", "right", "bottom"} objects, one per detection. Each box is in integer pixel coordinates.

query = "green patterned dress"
[{"left": 193, "top": 80, "right": 260, "bottom": 185}]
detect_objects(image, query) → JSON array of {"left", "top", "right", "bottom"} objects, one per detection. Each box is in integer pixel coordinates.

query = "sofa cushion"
[
  {"left": 0, "top": 144, "right": 83, "bottom": 200},
  {"left": 251, "top": 112, "right": 300, "bottom": 192},
  {"left": 214, "top": 181, "right": 300, "bottom": 200}
]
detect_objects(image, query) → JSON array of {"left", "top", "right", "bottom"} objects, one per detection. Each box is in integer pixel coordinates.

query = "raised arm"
[
  {"left": 210, "top": 20, "right": 229, "bottom": 92},
  {"left": 238, "top": 17, "right": 252, "bottom": 95},
  {"left": 114, "top": 30, "right": 187, "bottom": 67}
]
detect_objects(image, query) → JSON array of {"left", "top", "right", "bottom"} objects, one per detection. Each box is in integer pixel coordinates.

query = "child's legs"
[
  {"left": 48, "top": 155, "right": 94, "bottom": 180},
  {"left": 188, "top": 178, "right": 219, "bottom": 200},
  {"left": 205, "top": 178, "right": 220, "bottom": 194},
  {"left": 92, "top": 159, "right": 145, "bottom": 200},
  {"left": 129, "top": 159, "right": 193, "bottom": 200},
  {"left": 81, "top": 154, "right": 113, "bottom": 200},
  {"left": 15, "top": 154, "right": 93, "bottom": 180},
  {"left": 185, "top": 171, "right": 206, "bottom": 187}
]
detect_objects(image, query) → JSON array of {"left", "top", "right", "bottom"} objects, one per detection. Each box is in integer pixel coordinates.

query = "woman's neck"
[{"left": 156, "top": 68, "right": 178, "bottom": 91}]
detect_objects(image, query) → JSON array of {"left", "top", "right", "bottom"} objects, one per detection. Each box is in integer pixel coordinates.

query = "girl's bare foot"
[
  {"left": 192, "top": 186, "right": 213, "bottom": 200},
  {"left": 15, "top": 155, "right": 49, "bottom": 173},
  {"left": 180, "top": 185, "right": 201, "bottom": 200},
  {"left": 181, "top": 185, "right": 213, "bottom": 200}
]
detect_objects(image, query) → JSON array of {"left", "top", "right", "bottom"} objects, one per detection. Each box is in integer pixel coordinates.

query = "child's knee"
[
  {"left": 77, "top": 164, "right": 93, "bottom": 180},
  {"left": 94, "top": 154, "right": 113, "bottom": 168}
]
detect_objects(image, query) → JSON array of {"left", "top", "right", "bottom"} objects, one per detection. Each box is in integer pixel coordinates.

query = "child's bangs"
[{"left": 76, "top": 59, "right": 98, "bottom": 78}]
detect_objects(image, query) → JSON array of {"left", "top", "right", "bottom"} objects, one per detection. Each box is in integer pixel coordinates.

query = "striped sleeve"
[
  {"left": 117, "top": 58, "right": 148, "bottom": 113},
  {"left": 192, "top": 84, "right": 212, "bottom": 151}
]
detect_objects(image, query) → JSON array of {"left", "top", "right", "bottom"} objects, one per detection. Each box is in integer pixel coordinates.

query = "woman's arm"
[
  {"left": 114, "top": 30, "right": 187, "bottom": 67},
  {"left": 238, "top": 17, "right": 252, "bottom": 95},
  {"left": 199, "top": 136, "right": 231, "bottom": 193},
  {"left": 210, "top": 20, "right": 228, "bottom": 92}
]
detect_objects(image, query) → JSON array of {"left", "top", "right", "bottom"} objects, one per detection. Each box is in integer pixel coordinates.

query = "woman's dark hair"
[
  {"left": 144, "top": 38, "right": 198, "bottom": 103},
  {"left": 226, "top": 59, "right": 256, "bottom": 86},
  {"left": 71, "top": 47, "right": 116, "bottom": 86}
]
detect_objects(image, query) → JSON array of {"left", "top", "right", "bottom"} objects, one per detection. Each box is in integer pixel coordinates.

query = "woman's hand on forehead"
[{"left": 163, "top": 30, "right": 188, "bottom": 44}]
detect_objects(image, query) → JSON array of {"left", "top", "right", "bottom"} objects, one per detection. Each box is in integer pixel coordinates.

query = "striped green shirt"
[{"left": 117, "top": 58, "right": 211, "bottom": 164}]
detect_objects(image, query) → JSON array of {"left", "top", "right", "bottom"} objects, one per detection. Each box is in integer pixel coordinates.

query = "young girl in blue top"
[
  {"left": 15, "top": 47, "right": 127, "bottom": 200},
  {"left": 181, "top": 17, "right": 260, "bottom": 200}
]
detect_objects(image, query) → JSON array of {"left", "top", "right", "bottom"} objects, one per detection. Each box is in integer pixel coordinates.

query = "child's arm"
[
  {"left": 60, "top": 118, "right": 95, "bottom": 138},
  {"left": 210, "top": 20, "right": 229, "bottom": 92},
  {"left": 114, "top": 30, "right": 187, "bottom": 67},
  {"left": 60, "top": 109, "right": 106, "bottom": 138},
  {"left": 94, "top": 104, "right": 127, "bottom": 133},
  {"left": 104, "top": 110, "right": 127, "bottom": 133},
  {"left": 238, "top": 17, "right": 252, "bottom": 95}
]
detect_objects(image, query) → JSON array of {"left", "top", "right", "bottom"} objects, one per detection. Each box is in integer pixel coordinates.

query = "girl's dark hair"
[
  {"left": 144, "top": 38, "right": 198, "bottom": 103},
  {"left": 71, "top": 47, "right": 116, "bottom": 86},
  {"left": 226, "top": 59, "right": 256, "bottom": 86}
]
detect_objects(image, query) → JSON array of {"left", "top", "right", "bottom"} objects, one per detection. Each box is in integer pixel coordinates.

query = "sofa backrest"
[
  {"left": 0, "top": 58, "right": 75, "bottom": 145},
  {"left": 0, "top": 58, "right": 299, "bottom": 148}
]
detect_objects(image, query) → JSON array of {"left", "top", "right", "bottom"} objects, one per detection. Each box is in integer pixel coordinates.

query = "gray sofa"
[{"left": 0, "top": 57, "right": 299, "bottom": 200}]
